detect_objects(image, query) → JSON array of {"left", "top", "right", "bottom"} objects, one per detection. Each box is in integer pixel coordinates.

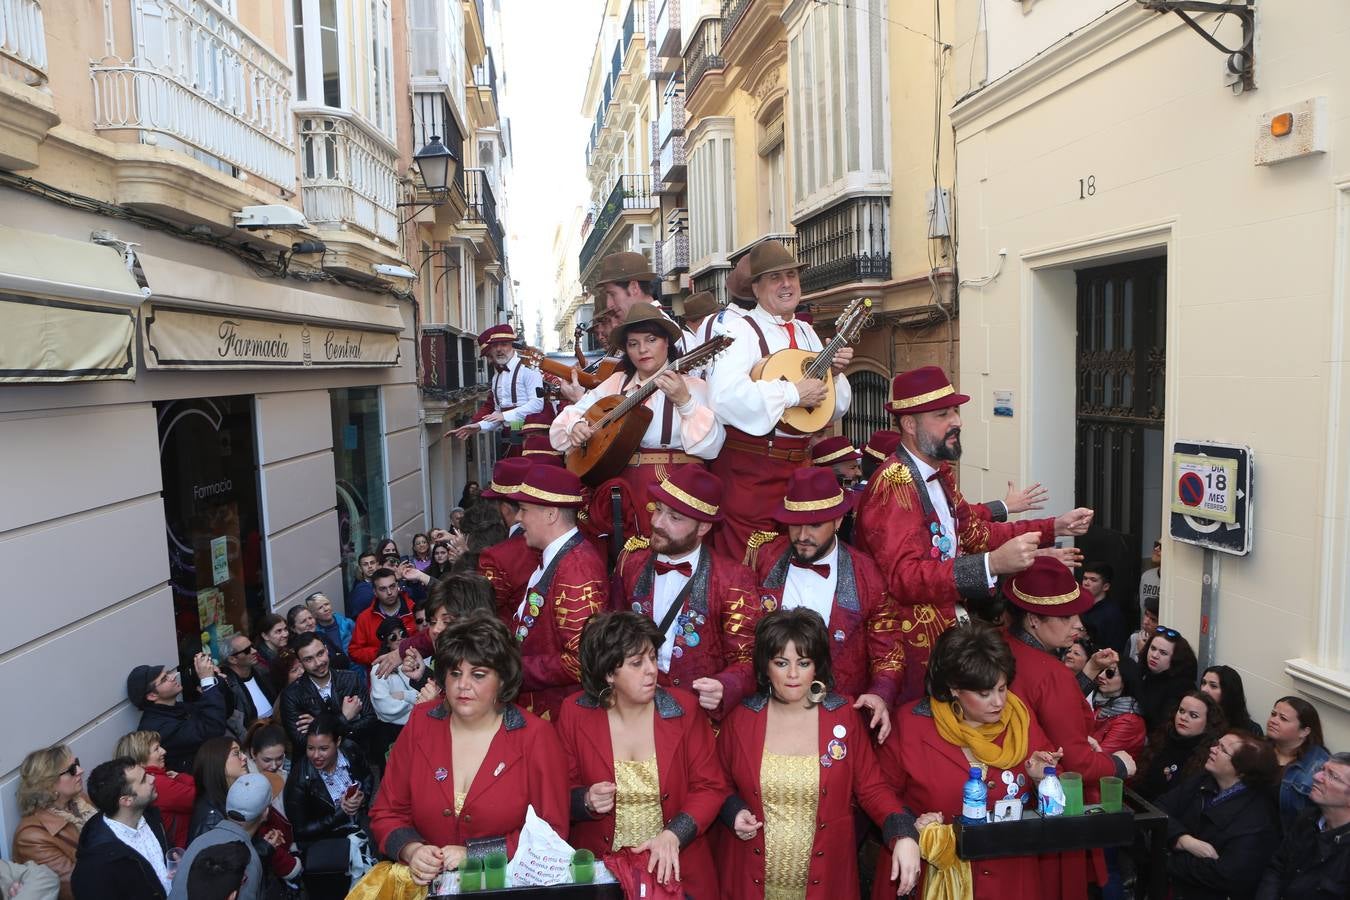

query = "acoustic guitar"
[
  {"left": 566, "top": 335, "right": 734, "bottom": 485},
  {"left": 516, "top": 344, "right": 619, "bottom": 391},
  {"left": 750, "top": 296, "right": 873, "bottom": 434}
]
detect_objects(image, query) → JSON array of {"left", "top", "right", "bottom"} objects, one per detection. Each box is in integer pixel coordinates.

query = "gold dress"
[
  {"left": 760, "top": 753, "right": 819, "bottom": 900},
  {"left": 454, "top": 790, "right": 467, "bottom": 815},
  {"left": 612, "top": 757, "right": 664, "bottom": 850}
]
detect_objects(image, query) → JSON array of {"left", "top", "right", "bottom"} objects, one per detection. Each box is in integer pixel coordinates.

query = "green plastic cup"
[
  {"left": 1061, "top": 772, "right": 1084, "bottom": 816},
  {"left": 460, "top": 857, "right": 484, "bottom": 893},
  {"left": 570, "top": 849, "right": 595, "bottom": 884},
  {"left": 1100, "top": 776, "right": 1124, "bottom": 813},
  {"left": 484, "top": 851, "right": 507, "bottom": 890}
]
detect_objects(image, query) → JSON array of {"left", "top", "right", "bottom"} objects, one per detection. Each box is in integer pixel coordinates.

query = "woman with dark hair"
[
  {"left": 243, "top": 721, "right": 291, "bottom": 812},
  {"left": 375, "top": 537, "right": 400, "bottom": 562},
  {"left": 255, "top": 613, "right": 291, "bottom": 675},
  {"left": 551, "top": 303, "right": 725, "bottom": 535},
  {"left": 267, "top": 649, "right": 304, "bottom": 698},
  {"left": 1138, "top": 627, "right": 1199, "bottom": 730},
  {"left": 285, "top": 604, "right": 353, "bottom": 673},
  {"left": 717, "top": 608, "right": 920, "bottom": 899},
  {"left": 188, "top": 736, "right": 250, "bottom": 840},
  {"left": 284, "top": 713, "right": 374, "bottom": 899},
  {"left": 873, "top": 621, "right": 1056, "bottom": 899},
  {"left": 557, "top": 612, "right": 728, "bottom": 897},
  {"left": 369, "top": 613, "right": 569, "bottom": 887},
  {"left": 410, "top": 533, "right": 432, "bottom": 571},
  {"left": 1266, "top": 695, "right": 1330, "bottom": 826},
  {"left": 1090, "top": 659, "right": 1148, "bottom": 760},
  {"left": 1134, "top": 691, "right": 1227, "bottom": 800},
  {"left": 1199, "top": 666, "right": 1261, "bottom": 736},
  {"left": 1156, "top": 731, "right": 1281, "bottom": 899},
  {"left": 426, "top": 541, "right": 455, "bottom": 580},
  {"left": 458, "top": 481, "right": 481, "bottom": 510}
]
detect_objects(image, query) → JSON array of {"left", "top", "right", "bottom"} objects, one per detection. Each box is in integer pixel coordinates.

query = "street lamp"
[{"left": 412, "top": 135, "right": 458, "bottom": 195}]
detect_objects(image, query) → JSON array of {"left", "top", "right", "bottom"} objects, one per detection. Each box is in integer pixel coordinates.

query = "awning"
[
  {"left": 136, "top": 253, "right": 404, "bottom": 371},
  {"left": 0, "top": 225, "right": 145, "bottom": 383}
]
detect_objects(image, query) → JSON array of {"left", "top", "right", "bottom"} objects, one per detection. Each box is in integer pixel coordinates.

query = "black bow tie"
[{"left": 496, "top": 364, "right": 509, "bottom": 374}]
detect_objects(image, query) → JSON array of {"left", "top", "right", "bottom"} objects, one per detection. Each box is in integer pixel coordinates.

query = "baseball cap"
[
  {"left": 225, "top": 774, "right": 272, "bottom": 822},
  {"left": 126, "top": 665, "right": 167, "bottom": 710}
]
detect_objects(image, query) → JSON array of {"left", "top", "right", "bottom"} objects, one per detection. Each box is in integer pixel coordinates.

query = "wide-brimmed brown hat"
[
  {"left": 609, "top": 302, "right": 682, "bottom": 354},
  {"left": 593, "top": 251, "right": 656, "bottom": 288},
  {"left": 747, "top": 240, "right": 807, "bottom": 281},
  {"left": 680, "top": 291, "right": 718, "bottom": 321}
]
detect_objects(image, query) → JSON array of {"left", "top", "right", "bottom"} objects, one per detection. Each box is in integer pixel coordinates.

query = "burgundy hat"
[
  {"left": 1001, "top": 556, "right": 1095, "bottom": 618},
  {"left": 505, "top": 464, "right": 585, "bottom": 508},
  {"left": 888, "top": 366, "right": 970, "bottom": 416},
  {"left": 774, "top": 467, "right": 856, "bottom": 525},
  {"left": 811, "top": 435, "right": 862, "bottom": 467},
  {"left": 521, "top": 410, "right": 555, "bottom": 434},
  {"left": 480, "top": 458, "right": 533, "bottom": 501},
  {"left": 647, "top": 464, "right": 723, "bottom": 523},
  {"left": 863, "top": 429, "right": 903, "bottom": 462},
  {"left": 477, "top": 323, "right": 518, "bottom": 356},
  {"left": 521, "top": 433, "right": 564, "bottom": 460}
]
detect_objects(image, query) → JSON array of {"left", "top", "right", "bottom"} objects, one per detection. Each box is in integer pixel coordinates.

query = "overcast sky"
[{"left": 500, "top": 0, "right": 605, "bottom": 348}]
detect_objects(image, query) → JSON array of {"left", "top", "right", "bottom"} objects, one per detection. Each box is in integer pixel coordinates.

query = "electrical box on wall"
[
  {"left": 1255, "top": 97, "right": 1327, "bottom": 166},
  {"left": 926, "top": 188, "right": 952, "bottom": 238}
]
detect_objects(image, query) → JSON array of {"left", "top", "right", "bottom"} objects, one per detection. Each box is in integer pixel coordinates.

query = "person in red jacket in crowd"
[
  {"left": 477, "top": 457, "right": 541, "bottom": 621},
  {"left": 716, "top": 609, "right": 920, "bottom": 899},
  {"left": 1090, "top": 659, "right": 1148, "bottom": 760},
  {"left": 504, "top": 464, "right": 608, "bottom": 721},
  {"left": 748, "top": 466, "right": 905, "bottom": 741},
  {"left": 557, "top": 612, "right": 729, "bottom": 899},
  {"left": 370, "top": 614, "right": 569, "bottom": 886},
  {"left": 347, "top": 568, "right": 417, "bottom": 667},
  {"left": 114, "top": 731, "right": 196, "bottom": 852},
  {"left": 610, "top": 465, "right": 760, "bottom": 720},
  {"left": 852, "top": 367, "right": 1091, "bottom": 703}
]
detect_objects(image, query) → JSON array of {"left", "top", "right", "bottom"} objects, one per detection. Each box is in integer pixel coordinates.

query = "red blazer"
[
  {"left": 349, "top": 597, "right": 417, "bottom": 667},
  {"left": 613, "top": 544, "right": 760, "bottom": 719},
  {"left": 751, "top": 537, "right": 905, "bottom": 706},
  {"left": 1091, "top": 707, "right": 1147, "bottom": 759},
  {"left": 556, "top": 688, "right": 728, "bottom": 900},
  {"left": 369, "top": 699, "right": 569, "bottom": 863},
  {"left": 517, "top": 531, "right": 608, "bottom": 721},
  {"left": 853, "top": 446, "right": 1055, "bottom": 703},
  {"left": 478, "top": 530, "right": 540, "bottom": 621},
  {"left": 145, "top": 767, "right": 195, "bottom": 850},
  {"left": 872, "top": 697, "right": 1051, "bottom": 899},
  {"left": 716, "top": 694, "right": 916, "bottom": 900}
]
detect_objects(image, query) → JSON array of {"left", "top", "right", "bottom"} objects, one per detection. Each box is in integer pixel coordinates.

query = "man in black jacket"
[
  {"left": 219, "top": 633, "right": 276, "bottom": 738},
  {"left": 1256, "top": 751, "right": 1350, "bottom": 899},
  {"left": 72, "top": 757, "right": 170, "bottom": 900},
  {"left": 128, "top": 652, "right": 229, "bottom": 771},
  {"left": 279, "top": 632, "right": 374, "bottom": 749}
]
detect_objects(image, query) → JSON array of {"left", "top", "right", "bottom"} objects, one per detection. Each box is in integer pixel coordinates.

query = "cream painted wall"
[
  {"left": 984, "top": 0, "right": 1127, "bottom": 84},
  {"left": 954, "top": 2, "right": 1350, "bottom": 747}
]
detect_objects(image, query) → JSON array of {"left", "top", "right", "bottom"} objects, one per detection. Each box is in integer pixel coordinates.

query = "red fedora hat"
[
  {"left": 521, "top": 410, "right": 555, "bottom": 434},
  {"left": 888, "top": 366, "right": 970, "bottom": 416},
  {"left": 521, "top": 433, "right": 564, "bottom": 461},
  {"left": 647, "top": 464, "right": 723, "bottom": 523},
  {"left": 506, "top": 465, "right": 585, "bottom": 508},
  {"left": 480, "top": 457, "right": 532, "bottom": 501},
  {"left": 774, "top": 467, "right": 856, "bottom": 525},
  {"left": 810, "top": 435, "right": 862, "bottom": 467},
  {"left": 863, "top": 429, "right": 902, "bottom": 462},
  {"left": 1001, "top": 556, "right": 1094, "bottom": 617},
  {"left": 477, "top": 323, "right": 518, "bottom": 356}
]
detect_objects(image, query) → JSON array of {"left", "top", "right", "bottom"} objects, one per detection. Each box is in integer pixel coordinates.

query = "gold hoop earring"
[
  {"left": 808, "top": 680, "right": 827, "bottom": 705},
  {"left": 599, "top": 685, "right": 614, "bottom": 707},
  {"left": 950, "top": 700, "right": 963, "bottom": 719}
]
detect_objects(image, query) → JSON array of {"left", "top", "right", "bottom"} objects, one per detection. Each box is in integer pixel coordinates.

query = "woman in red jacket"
[
  {"left": 874, "top": 621, "right": 1058, "bottom": 899},
  {"left": 557, "top": 612, "right": 729, "bottom": 898},
  {"left": 717, "top": 608, "right": 920, "bottom": 899},
  {"left": 369, "top": 613, "right": 569, "bottom": 886},
  {"left": 113, "top": 730, "right": 196, "bottom": 851},
  {"left": 1089, "top": 660, "right": 1147, "bottom": 759}
]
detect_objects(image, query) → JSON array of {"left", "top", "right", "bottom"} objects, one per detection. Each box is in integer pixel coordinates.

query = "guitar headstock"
[
  {"left": 516, "top": 345, "right": 546, "bottom": 366},
  {"left": 674, "top": 334, "right": 735, "bottom": 373}
]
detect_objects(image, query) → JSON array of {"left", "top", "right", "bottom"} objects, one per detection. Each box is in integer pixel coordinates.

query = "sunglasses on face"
[
  {"left": 62, "top": 759, "right": 81, "bottom": 777},
  {"left": 229, "top": 644, "right": 254, "bottom": 657},
  {"left": 1155, "top": 626, "right": 1182, "bottom": 641},
  {"left": 1101, "top": 668, "right": 1117, "bottom": 680}
]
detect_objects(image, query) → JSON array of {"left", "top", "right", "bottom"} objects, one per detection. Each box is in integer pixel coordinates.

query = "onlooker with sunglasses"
[
  {"left": 1199, "top": 665, "right": 1262, "bottom": 737},
  {"left": 1267, "top": 695, "right": 1331, "bottom": 828},
  {"left": 127, "top": 654, "right": 229, "bottom": 772},
  {"left": 12, "top": 744, "right": 96, "bottom": 900},
  {"left": 219, "top": 634, "right": 275, "bottom": 739},
  {"left": 1138, "top": 625, "right": 1198, "bottom": 731},
  {"left": 1256, "top": 751, "right": 1350, "bottom": 899},
  {"left": 1091, "top": 659, "right": 1148, "bottom": 760}
]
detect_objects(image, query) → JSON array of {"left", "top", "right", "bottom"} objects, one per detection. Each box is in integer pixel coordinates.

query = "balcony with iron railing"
[
  {"left": 652, "top": 0, "right": 680, "bottom": 60},
  {"left": 578, "top": 174, "right": 657, "bottom": 276},
  {"left": 658, "top": 228, "right": 689, "bottom": 277},
  {"left": 463, "top": 167, "right": 505, "bottom": 260},
  {"left": 684, "top": 17, "right": 724, "bottom": 99},
  {"left": 298, "top": 111, "right": 398, "bottom": 243},
  {"left": 1, "top": 0, "right": 47, "bottom": 85},
  {"left": 693, "top": 265, "right": 731, "bottom": 308},
  {"left": 621, "top": 0, "right": 644, "bottom": 52},
  {"left": 728, "top": 233, "right": 797, "bottom": 266},
  {"left": 721, "top": 0, "right": 755, "bottom": 39},
  {"left": 795, "top": 196, "right": 891, "bottom": 294},
  {"left": 413, "top": 92, "right": 466, "bottom": 193},
  {"left": 473, "top": 48, "right": 499, "bottom": 122},
  {"left": 91, "top": 0, "right": 295, "bottom": 189}
]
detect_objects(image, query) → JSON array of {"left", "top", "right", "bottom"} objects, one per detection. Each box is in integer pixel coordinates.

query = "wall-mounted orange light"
[{"left": 1271, "top": 112, "right": 1294, "bottom": 138}]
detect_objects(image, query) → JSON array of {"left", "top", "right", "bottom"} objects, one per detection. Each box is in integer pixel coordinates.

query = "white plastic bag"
[{"left": 506, "top": 805, "right": 575, "bottom": 887}]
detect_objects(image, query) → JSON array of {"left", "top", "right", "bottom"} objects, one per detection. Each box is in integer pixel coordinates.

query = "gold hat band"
[
  {"left": 489, "top": 480, "right": 522, "bottom": 494},
  {"left": 864, "top": 445, "right": 889, "bottom": 461},
  {"left": 813, "top": 445, "right": 858, "bottom": 466},
  {"left": 657, "top": 480, "right": 719, "bottom": 517},
  {"left": 783, "top": 491, "right": 847, "bottom": 512},
  {"left": 889, "top": 384, "right": 956, "bottom": 411},
  {"left": 1011, "top": 583, "right": 1083, "bottom": 607},
  {"left": 516, "top": 483, "right": 583, "bottom": 504}
]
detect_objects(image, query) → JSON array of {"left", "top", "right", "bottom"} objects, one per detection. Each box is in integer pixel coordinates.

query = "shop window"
[{"left": 331, "top": 387, "right": 389, "bottom": 593}]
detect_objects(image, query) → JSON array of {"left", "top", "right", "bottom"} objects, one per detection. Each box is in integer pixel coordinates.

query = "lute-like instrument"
[
  {"left": 516, "top": 344, "right": 619, "bottom": 391},
  {"left": 750, "top": 296, "right": 873, "bottom": 434},
  {"left": 567, "top": 335, "right": 733, "bottom": 485}
]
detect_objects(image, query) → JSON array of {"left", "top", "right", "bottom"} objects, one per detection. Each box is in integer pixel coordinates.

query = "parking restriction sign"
[{"left": 1169, "top": 441, "right": 1252, "bottom": 555}]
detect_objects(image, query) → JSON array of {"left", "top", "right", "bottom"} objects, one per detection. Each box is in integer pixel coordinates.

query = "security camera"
[
  {"left": 372, "top": 263, "right": 417, "bottom": 279},
  {"left": 232, "top": 205, "right": 310, "bottom": 230}
]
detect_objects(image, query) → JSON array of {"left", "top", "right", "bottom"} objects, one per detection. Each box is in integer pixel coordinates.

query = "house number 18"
[{"left": 1079, "top": 176, "right": 1097, "bottom": 199}]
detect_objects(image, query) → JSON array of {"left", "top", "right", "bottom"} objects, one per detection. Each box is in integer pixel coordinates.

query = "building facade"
[{"left": 952, "top": 0, "right": 1350, "bottom": 746}]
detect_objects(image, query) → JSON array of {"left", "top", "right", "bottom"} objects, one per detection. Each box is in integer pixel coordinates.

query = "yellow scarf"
[
  {"left": 346, "top": 862, "right": 428, "bottom": 900},
  {"left": 920, "top": 823, "right": 972, "bottom": 900},
  {"left": 930, "top": 691, "right": 1030, "bottom": 771}
]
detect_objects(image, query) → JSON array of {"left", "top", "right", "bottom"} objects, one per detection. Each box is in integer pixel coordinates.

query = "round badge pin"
[
  {"left": 685, "top": 632, "right": 700, "bottom": 648},
  {"left": 515, "top": 625, "right": 529, "bottom": 641},
  {"left": 761, "top": 597, "right": 777, "bottom": 612},
  {"left": 827, "top": 739, "right": 847, "bottom": 761},
  {"left": 833, "top": 629, "right": 845, "bottom": 642},
  {"left": 632, "top": 602, "right": 643, "bottom": 613},
  {"left": 434, "top": 767, "right": 448, "bottom": 782},
  {"left": 672, "top": 645, "right": 684, "bottom": 659},
  {"left": 523, "top": 615, "right": 535, "bottom": 627},
  {"left": 833, "top": 724, "right": 847, "bottom": 739},
  {"left": 819, "top": 753, "right": 833, "bottom": 768}
]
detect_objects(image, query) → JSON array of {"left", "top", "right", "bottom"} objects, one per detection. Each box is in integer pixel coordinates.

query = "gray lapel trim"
[
  {"left": 635, "top": 546, "right": 711, "bottom": 619},
  {"left": 835, "top": 544, "right": 860, "bottom": 613},
  {"left": 742, "top": 693, "right": 769, "bottom": 713},
  {"left": 654, "top": 687, "right": 685, "bottom": 719},
  {"left": 822, "top": 692, "right": 847, "bottom": 711},
  {"left": 502, "top": 704, "right": 526, "bottom": 731}
]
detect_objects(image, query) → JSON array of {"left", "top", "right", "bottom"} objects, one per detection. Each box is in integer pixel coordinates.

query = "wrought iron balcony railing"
[
  {"left": 729, "top": 233, "right": 798, "bottom": 266},
  {"left": 413, "top": 92, "right": 466, "bottom": 192},
  {"left": 463, "top": 167, "right": 505, "bottom": 260},
  {"left": 795, "top": 196, "right": 891, "bottom": 294},
  {"left": 578, "top": 174, "right": 657, "bottom": 276},
  {"left": 684, "top": 17, "right": 723, "bottom": 98},
  {"left": 1, "top": 0, "right": 47, "bottom": 85},
  {"left": 721, "top": 0, "right": 755, "bottom": 38},
  {"left": 299, "top": 112, "right": 398, "bottom": 243}
]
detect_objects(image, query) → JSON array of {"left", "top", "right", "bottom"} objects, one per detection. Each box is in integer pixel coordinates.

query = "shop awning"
[
  {"left": 0, "top": 225, "right": 145, "bottom": 383},
  {"left": 137, "top": 253, "right": 403, "bottom": 370}
]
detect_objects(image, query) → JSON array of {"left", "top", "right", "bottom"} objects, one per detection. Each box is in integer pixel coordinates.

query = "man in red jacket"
[
  {"left": 347, "top": 568, "right": 417, "bottom": 667},
  {"left": 853, "top": 366, "right": 1092, "bottom": 702},
  {"left": 612, "top": 465, "right": 761, "bottom": 720},
  {"left": 750, "top": 467, "right": 904, "bottom": 740},
  {"left": 477, "top": 457, "right": 541, "bottom": 621}
]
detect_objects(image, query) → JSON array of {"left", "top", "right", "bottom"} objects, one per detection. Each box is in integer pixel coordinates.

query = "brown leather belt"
[
  {"left": 723, "top": 437, "right": 810, "bottom": 462},
  {"left": 631, "top": 451, "right": 698, "bottom": 466}
]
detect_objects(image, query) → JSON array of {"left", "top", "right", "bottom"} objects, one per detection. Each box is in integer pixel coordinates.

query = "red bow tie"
[
  {"left": 926, "top": 463, "right": 953, "bottom": 483},
  {"left": 654, "top": 560, "right": 693, "bottom": 578},
  {"left": 790, "top": 559, "right": 831, "bottom": 578}
]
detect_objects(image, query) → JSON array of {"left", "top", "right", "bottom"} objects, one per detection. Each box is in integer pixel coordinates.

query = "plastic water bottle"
[
  {"left": 960, "top": 767, "right": 988, "bottom": 825},
  {"left": 1038, "top": 767, "right": 1066, "bottom": 817}
]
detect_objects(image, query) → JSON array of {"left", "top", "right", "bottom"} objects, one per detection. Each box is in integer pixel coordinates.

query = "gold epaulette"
[
  {"left": 882, "top": 462, "right": 913, "bottom": 486},
  {"left": 624, "top": 535, "right": 650, "bottom": 553},
  {"left": 742, "top": 530, "right": 781, "bottom": 568}
]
